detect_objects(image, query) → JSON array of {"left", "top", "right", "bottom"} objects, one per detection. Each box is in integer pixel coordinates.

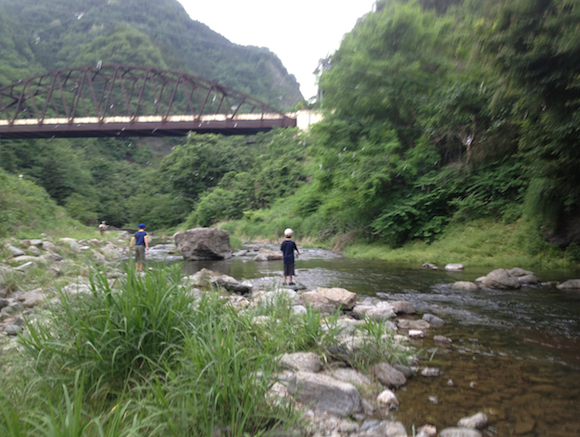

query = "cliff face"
[{"left": 0, "top": 0, "right": 303, "bottom": 109}]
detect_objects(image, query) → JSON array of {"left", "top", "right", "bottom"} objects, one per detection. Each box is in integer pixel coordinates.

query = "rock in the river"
[
  {"left": 416, "top": 424, "right": 437, "bottom": 437},
  {"left": 517, "top": 274, "right": 540, "bottom": 285},
  {"left": 210, "top": 274, "right": 252, "bottom": 294},
  {"left": 359, "top": 421, "right": 408, "bottom": 437},
  {"left": 327, "top": 368, "right": 372, "bottom": 387},
  {"left": 445, "top": 263, "right": 464, "bottom": 271},
  {"left": 300, "top": 291, "right": 337, "bottom": 315},
  {"left": 287, "top": 372, "right": 361, "bottom": 417},
  {"left": 481, "top": 269, "right": 521, "bottom": 290},
  {"left": 423, "top": 313, "right": 445, "bottom": 326},
  {"left": 316, "top": 287, "right": 357, "bottom": 310},
  {"left": 173, "top": 228, "right": 232, "bottom": 260},
  {"left": 452, "top": 281, "right": 479, "bottom": 291},
  {"left": 373, "top": 363, "right": 407, "bottom": 388},
  {"left": 439, "top": 428, "right": 482, "bottom": 437},
  {"left": 352, "top": 302, "right": 396, "bottom": 321},
  {"left": 458, "top": 412, "right": 488, "bottom": 429},
  {"left": 409, "top": 329, "right": 425, "bottom": 338},
  {"left": 557, "top": 279, "right": 580, "bottom": 289},
  {"left": 280, "top": 352, "right": 321, "bottom": 373},
  {"left": 253, "top": 247, "right": 283, "bottom": 261},
  {"left": 421, "top": 367, "right": 441, "bottom": 377},
  {"left": 434, "top": 335, "right": 453, "bottom": 345},
  {"left": 508, "top": 267, "right": 534, "bottom": 277},
  {"left": 422, "top": 262, "right": 438, "bottom": 270},
  {"left": 396, "top": 319, "right": 430, "bottom": 330},
  {"left": 377, "top": 389, "right": 399, "bottom": 410},
  {"left": 391, "top": 301, "right": 416, "bottom": 315}
]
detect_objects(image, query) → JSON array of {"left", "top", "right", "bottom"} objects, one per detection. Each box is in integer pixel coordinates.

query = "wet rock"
[
  {"left": 17, "top": 290, "right": 45, "bottom": 308},
  {"left": 508, "top": 267, "right": 534, "bottom": 277},
  {"left": 352, "top": 303, "right": 396, "bottom": 321},
  {"left": 316, "top": 287, "right": 357, "bottom": 310},
  {"left": 27, "top": 246, "right": 41, "bottom": 256},
  {"left": 287, "top": 372, "right": 361, "bottom": 417},
  {"left": 517, "top": 274, "right": 540, "bottom": 285},
  {"left": 232, "top": 249, "right": 248, "bottom": 257},
  {"left": 556, "top": 279, "right": 580, "bottom": 289},
  {"left": 434, "top": 335, "right": 453, "bottom": 345},
  {"left": 481, "top": 269, "right": 521, "bottom": 289},
  {"left": 428, "top": 395, "right": 438, "bottom": 404},
  {"left": 423, "top": 313, "right": 445, "bottom": 326},
  {"left": 396, "top": 319, "right": 430, "bottom": 330},
  {"left": 409, "top": 329, "right": 424, "bottom": 338},
  {"left": 253, "top": 247, "right": 283, "bottom": 261},
  {"left": 373, "top": 363, "right": 406, "bottom": 388},
  {"left": 300, "top": 291, "right": 337, "bottom": 314},
  {"left": 280, "top": 352, "right": 322, "bottom": 373},
  {"left": 393, "top": 364, "right": 413, "bottom": 378},
  {"left": 439, "top": 428, "right": 482, "bottom": 437},
  {"left": 422, "top": 262, "right": 438, "bottom": 270},
  {"left": 211, "top": 274, "right": 252, "bottom": 294},
  {"left": 445, "top": 263, "right": 464, "bottom": 271},
  {"left": 416, "top": 424, "right": 437, "bottom": 437},
  {"left": 391, "top": 301, "right": 415, "bottom": 315},
  {"left": 173, "top": 228, "right": 232, "bottom": 260},
  {"left": 452, "top": 281, "right": 479, "bottom": 291},
  {"left": 421, "top": 367, "right": 441, "bottom": 377},
  {"left": 14, "top": 261, "right": 36, "bottom": 272},
  {"left": 7, "top": 246, "right": 25, "bottom": 257},
  {"left": 458, "top": 412, "right": 488, "bottom": 429},
  {"left": 377, "top": 389, "right": 399, "bottom": 410}
]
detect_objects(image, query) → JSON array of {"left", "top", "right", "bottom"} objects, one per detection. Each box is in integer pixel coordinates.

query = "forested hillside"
[
  {"left": 0, "top": 0, "right": 302, "bottom": 108},
  {"left": 1, "top": 0, "right": 579, "bottom": 264}
]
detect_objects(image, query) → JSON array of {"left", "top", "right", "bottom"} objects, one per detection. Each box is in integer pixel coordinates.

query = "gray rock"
[
  {"left": 445, "top": 263, "right": 464, "bottom": 271},
  {"left": 556, "top": 279, "right": 580, "bottom": 289},
  {"left": 391, "top": 301, "right": 415, "bottom": 315},
  {"left": 17, "top": 290, "right": 45, "bottom": 308},
  {"left": 60, "top": 238, "right": 81, "bottom": 253},
  {"left": 439, "top": 428, "right": 482, "bottom": 437},
  {"left": 393, "top": 364, "right": 413, "bottom": 378},
  {"left": 100, "top": 243, "right": 120, "bottom": 261},
  {"left": 422, "top": 262, "right": 438, "bottom": 270},
  {"left": 233, "top": 249, "right": 248, "bottom": 257},
  {"left": 292, "top": 305, "right": 307, "bottom": 315},
  {"left": 287, "top": 371, "right": 361, "bottom": 417},
  {"left": 0, "top": 298, "right": 9, "bottom": 309},
  {"left": 260, "top": 289, "right": 299, "bottom": 306},
  {"left": 409, "top": 329, "right": 425, "bottom": 338},
  {"left": 518, "top": 274, "right": 540, "bottom": 285},
  {"left": 481, "top": 269, "right": 521, "bottom": 289},
  {"left": 373, "top": 363, "right": 406, "bottom": 388},
  {"left": 252, "top": 247, "right": 283, "bottom": 261},
  {"left": 42, "top": 241, "right": 57, "bottom": 252},
  {"left": 29, "top": 239, "right": 44, "bottom": 247},
  {"left": 452, "top": 281, "right": 479, "bottom": 291},
  {"left": 7, "top": 246, "right": 25, "bottom": 257},
  {"left": 328, "top": 368, "right": 372, "bottom": 387},
  {"left": 423, "top": 313, "right": 445, "bottom": 326},
  {"left": 61, "top": 283, "right": 91, "bottom": 294},
  {"left": 14, "top": 261, "right": 36, "bottom": 272},
  {"left": 421, "top": 367, "right": 441, "bottom": 377},
  {"left": 458, "top": 412, "right": 488, "bottom": 429},
  {"left": 174, "top": 228, "right": 232, "bottom": 260},
  {"left": 11, "top": 256, "right": 40, "bottom": 264},
  {"left": 359, "top": 421, "right": 408, "bottom": 437},
  {"left": 433, "top": 335, "right": 453, "bottom": 345},
  {"left": 280, "top": 352, "right": 322, "bottom": 373},
  {"left": 27, "top": 246, "right": 41, "bottom": 256},
  {"left": 301, "top": 292, "right": 337, "bottom": 314},
  {"left": 210, "top": 275, "right": 252, "bottom": 294},
  {"left": 416, "top": 424, "right": 437, "bottom": 437},
  {"left": 377, "top": 389, "right": 399, "bottom": 410},
  {"left": 316, "top": 287, "right": 357, "bottom": 310},
  {"left": 39, "top": 253, "right": 63, "bottom": 263},
  {"left": 396, "top": 319, "right": 430, "bottom": 330},
  {"left": 4, "top": 324, "right": 22, "bottom": 336},
  {"left": 508, "top": 267, "right": 534, "bottom": 277}
]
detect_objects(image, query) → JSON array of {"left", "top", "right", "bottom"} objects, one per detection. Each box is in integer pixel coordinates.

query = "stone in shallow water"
[
  {"left": 439, "top": 428, "right": 482, "bottom": 437},
  {"left": 445, "top": 263, "right": 464, "bottom": 271},
  {"left": 458, "top": 412, "right": 488, "bottom": 429},
  {"left": 377, "top": 389, "right": 399, "bottom": 410},
  {"left": 423, "top": 313, "right": 445, "bottom": 326},
  {"left": 452, "top": 281, "right": 479, "bottom": 291},
  {"left": 373, "top": 363, "right": 406, "bottom": 388}
]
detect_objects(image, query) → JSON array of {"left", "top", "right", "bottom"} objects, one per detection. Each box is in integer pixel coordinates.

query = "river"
[{"left": 153, "top": 243, "right": 580, "bottom": 436}]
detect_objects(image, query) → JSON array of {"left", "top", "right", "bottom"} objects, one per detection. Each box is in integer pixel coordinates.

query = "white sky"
[{"left": 177, "top": 0, "right": 377, "bottom": 100}]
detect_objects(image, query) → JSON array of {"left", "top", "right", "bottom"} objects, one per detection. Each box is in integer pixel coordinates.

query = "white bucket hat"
[{"left": 284, "top": 228, "right": 293, "bottom": 237}]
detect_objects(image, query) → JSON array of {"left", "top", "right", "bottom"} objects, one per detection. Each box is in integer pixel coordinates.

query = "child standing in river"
[
  {"left": 130, "top": 223, "right": 149, "bottom": 272},
  {"left": 281, "top": 228, "right": 300, "bottom": 286}
]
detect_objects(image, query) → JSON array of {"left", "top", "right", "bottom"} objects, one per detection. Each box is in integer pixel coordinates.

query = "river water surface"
[{"left": 154, "top": 243, "right": 580, "bottom": 436}]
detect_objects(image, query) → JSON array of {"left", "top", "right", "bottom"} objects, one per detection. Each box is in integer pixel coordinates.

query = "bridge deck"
[{"left": 0, "top": 114, "right": 296, "bottom": 139}]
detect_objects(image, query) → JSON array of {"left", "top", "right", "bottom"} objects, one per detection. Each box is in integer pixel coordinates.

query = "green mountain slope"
[{"left": 0, "top": 0, "right": 302, "bottom": 109}]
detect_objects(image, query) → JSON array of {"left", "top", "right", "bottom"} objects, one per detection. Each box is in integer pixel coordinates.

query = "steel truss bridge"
[{"left": 0, "top": 65, "right": 296, "bottom": 139}]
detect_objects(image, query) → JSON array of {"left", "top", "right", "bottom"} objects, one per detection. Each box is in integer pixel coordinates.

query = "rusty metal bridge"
[{"left": 0, "top": 65, "right": 296, "bottom": 139}]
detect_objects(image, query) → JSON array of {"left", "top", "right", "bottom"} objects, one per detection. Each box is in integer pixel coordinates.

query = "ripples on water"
[{"left": 158, "top": 243, "right": 580, "bottom": 436}]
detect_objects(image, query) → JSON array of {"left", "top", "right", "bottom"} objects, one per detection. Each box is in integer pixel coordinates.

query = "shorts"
[
  {"left": 284, "top": 263, "right": 295, "bottom": 276},
  {"left": 134, "top": 245, "right": 146, "bottom": 263}
]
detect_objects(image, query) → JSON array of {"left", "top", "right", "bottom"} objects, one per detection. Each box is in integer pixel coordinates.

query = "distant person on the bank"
[
  {"left": 281, "top": 228, "right": 300, "bottom": 286},
  {"left": 98, "top": 221, "right": 108, "bottom": 237},
  {"left": 130, "top": 223, "right": 149, "bottom": 272}
]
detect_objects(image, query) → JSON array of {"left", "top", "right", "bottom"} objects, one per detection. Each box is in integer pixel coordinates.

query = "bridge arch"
[{"left": 0, "top": 65, "right": 296, "bottom": 139}]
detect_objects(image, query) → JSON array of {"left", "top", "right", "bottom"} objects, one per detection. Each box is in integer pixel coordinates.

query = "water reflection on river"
[{"left": 173, "top": 245, "right": 580, "bottom": 436}]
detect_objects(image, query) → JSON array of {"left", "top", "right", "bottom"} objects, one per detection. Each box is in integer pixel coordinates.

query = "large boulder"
[
  {"left": 287, "top": 372, "right": 361, "bottom": 417},
  {"left": 557, "top": 279, "right": 580, "bottom": 289},
  {"left": 481, "top": 269, "right": 521, "bottom": 289},
  {"left": 173, "top": 228, "right": 232, "bottom": 260}
]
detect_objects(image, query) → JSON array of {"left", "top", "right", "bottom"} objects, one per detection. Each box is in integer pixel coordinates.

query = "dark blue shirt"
[
  {"left": 134, "top": 230, "right": 147, "bottom": 246},
  {"left": 280, "top": 240, "right": 298, "bottom": 264}
]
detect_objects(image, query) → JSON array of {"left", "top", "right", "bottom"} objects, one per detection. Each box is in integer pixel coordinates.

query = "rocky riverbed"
[{"left": 2, "top": 234, "right": 580, "bottom": 436}]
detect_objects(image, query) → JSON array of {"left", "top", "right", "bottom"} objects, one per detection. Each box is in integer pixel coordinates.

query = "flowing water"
[{"left": 153, "top": 243, "right": 580, "bottom": 436}]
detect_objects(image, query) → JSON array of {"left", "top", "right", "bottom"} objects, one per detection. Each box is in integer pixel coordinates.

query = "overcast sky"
[{"left": 177, "top": 0, "right": 377, "bottom": 100}]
